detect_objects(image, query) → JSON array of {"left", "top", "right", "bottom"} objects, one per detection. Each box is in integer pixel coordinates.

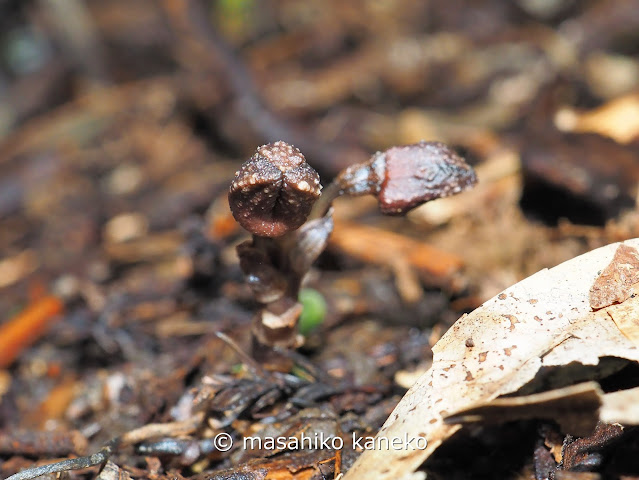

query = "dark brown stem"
[
  {"left": 308, "top": 180, "right": 342, "bottom": 221},
  {"left": 251, "top": 234, "right": 305, "bottom": 351},
  {"left": 308, "top": 156, "right": 381, "bottom": 220}
]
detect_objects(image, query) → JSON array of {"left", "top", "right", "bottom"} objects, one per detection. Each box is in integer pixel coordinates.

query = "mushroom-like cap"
[
  {"left": 229, "top": 141, "right": 322, "bottom": 237},
  {"left": 376, "top": 141, "right": 477, "bottom": 214}
]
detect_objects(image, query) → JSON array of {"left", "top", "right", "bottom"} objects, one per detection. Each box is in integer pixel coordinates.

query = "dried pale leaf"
[
  {"left": 600, "top": 387, "right": 639, "bottom": 424},
  {"left": 394, "top": 363, "right": 432, "bottom": 389},
  {"left": 443, "top": 382, "right": 602, "bottom": 437},
  {"left": 555, "top": 93, "right": 639, "bottom": 144},
  {"left": 589, "top": 244, "right": 639, "bottom": 309},
  {"left": 605, "top": 286, "right": 639, "bottom": 346},
  {"left": 343, "top": 239, "right": 639, "bottom": 480},
  {"left": 536, "top": 314, "right": 635, "bottom": 380}
]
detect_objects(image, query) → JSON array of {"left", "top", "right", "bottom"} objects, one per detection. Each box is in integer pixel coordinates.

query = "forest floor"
[{"left": 1, "top": 1, "right": 639, "bottom": 479}]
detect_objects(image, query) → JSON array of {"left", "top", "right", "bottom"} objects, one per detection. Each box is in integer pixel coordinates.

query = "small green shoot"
[{"left": 298, "top": 288, "right": 327, "bottom": 336}]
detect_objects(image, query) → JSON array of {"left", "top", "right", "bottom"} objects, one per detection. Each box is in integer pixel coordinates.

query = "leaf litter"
[{"left": 345, "top": 240, "right": 639, "bottom": 480}]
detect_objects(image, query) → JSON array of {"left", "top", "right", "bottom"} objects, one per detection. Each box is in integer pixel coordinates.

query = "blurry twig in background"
[
  {"left": 160, "top": 0, "right": 367, "bottom": 177},
  {"left": 0, "top": 0, "right": 107, "bottom": 138},
  {"left": 40, "top": 0, "right": 109, "bottom": 85}
]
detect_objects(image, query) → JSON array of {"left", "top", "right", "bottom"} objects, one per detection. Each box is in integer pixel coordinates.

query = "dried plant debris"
[
  {"left": 561, "top": 422, "right": 625, "bottom": 472},
  {"left": 95, "top": 462, "right": 132, "bottom": 480},
  {"left": 0, "top": 429, "right": 88, "bottom": 457},
  {"left": 344, "top": 239, "right": 639, "bottom": 480},
  {"left": 604, "top": 292, "right": 639, "bottom": 347},
  {"left": 520, "top": 132, "right": 639, "bottom": 225},
  {"left": 556, "top": 93, "right": 639, "bottom": 144},
  {"left": 600, "top": 386, "right": 639, "bottom": 424}
]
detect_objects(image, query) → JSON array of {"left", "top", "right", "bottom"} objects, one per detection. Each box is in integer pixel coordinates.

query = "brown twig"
[
  {"left": 159, "top": 0, "right": 367, "bottom": 176},
  {"left": 5, "top": 414, "right": 205, "bottom": 480}
]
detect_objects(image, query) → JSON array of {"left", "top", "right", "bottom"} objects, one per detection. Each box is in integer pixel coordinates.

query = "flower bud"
[
  {"left": 334, "top": 141, "right": 477, "bottom": 215},
  {"left": 229, "top": 141, "right": 322, "bottom": 237},
  {"left": 376, "top": 141, "right": 477, "bottom": 214}
]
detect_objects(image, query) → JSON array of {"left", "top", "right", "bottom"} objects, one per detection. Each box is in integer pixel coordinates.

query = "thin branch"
[
  {"left": 160, "top": 0, "right": 367, "bottom": 176},
  {"left": 5, "top": 415, "right": 205, "bottom": 480},
  {"left": 5, "top": 439, "right": 119, "bottom": 480}
]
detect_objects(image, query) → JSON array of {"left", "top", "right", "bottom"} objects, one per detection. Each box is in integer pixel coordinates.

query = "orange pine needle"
[{"left": 0, "top": 296, "right": 64, "bottom": 368}]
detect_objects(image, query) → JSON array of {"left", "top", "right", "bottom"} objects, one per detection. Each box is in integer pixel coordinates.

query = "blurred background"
[
  {"left": 2, "top": 0, "right": 639, "bottom": 306},
  {"left": 0, "top": 1, "right": 639, "bottom": 478},
  {"left": 1, "top": 0, "right": 639, "bottom": 328}
]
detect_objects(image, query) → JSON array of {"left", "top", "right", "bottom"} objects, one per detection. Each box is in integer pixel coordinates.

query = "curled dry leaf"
[
  {"left": 344, "top": 239, "right": 639, "bottom": 480},
  {"left": 443, "top": 381, "right": 603, "bottom": 437},
  {"left": 561, "top": 422, "right": 625, "bottom": 472}
]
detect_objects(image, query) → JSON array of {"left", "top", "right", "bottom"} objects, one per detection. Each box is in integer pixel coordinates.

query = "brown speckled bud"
[
  {"left": 334, "top": 141, "right": 477, "bottom": 215},
  {"left": 229, "top": 141, "right": 322, "bottom": 237},
  {"left": 377, "top": 141, "right": 477, "bottom": 214}
]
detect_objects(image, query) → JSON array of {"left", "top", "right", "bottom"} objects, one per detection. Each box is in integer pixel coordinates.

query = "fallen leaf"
[
  {"left": 329, "top": 220, "right": 464, "bottom": 290},
  {"left": 600, "top": 387, "right": 639, "bottom": 424},
  {"left": 343, "top": 239, "right": 639, "bottom": 480},
  {"left": 443, "top": 382, "right": 602, "bottom": 437},
  {"left": 605, "top": 287, "right": 639, "bottom": 346},
  {"left": 562, "top": 423, "right": 624, "bottom": 471}
]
